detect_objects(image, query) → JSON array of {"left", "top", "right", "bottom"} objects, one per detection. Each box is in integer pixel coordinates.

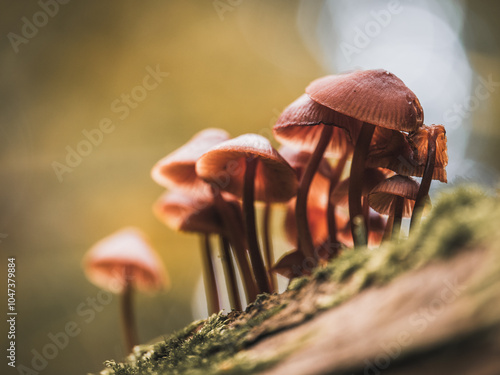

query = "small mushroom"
[
  {"left": 306, "top": 70, "right": 423, "bottom": 247},
  {"left": 408, "top": 124, "right": 448, "bottom": 230},
  {"left": 274, "top": 94, "right": 354, "bottom": 257},
  {"left": 196, "top": 134, "right": 298, "bottom": 294},
  {"left": 151, "top": 128, "right": 255, "bottom": 304},
  {"left": 154, "top": 190, "right": 242, "bottom": 312},
  {"left": 368, "top": 175, "right": 420, "bottom": 241},
  {"left": 84, "top": 227, "right": 168, "bottom": 353}
]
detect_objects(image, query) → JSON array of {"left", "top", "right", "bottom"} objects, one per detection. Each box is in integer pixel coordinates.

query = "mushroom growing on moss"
[
  {"left": 84, "top": 227, "right": 168, "bottom": 353},
  {"left": 306, "top": 70, "right": 423, "bottom": 247},
  {"left": 196, "top": 134, "right": 298, "bottom": 294}
]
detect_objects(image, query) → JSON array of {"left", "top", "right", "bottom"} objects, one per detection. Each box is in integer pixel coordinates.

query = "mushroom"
[
  {"left": 408, "top": 124, "right": 448, "bottom": 230},
  {"left": 306, "top": 70, "right": 423, "bottom": 247},
  {"left": 83, "top": 227, "right": 168, "bottom": 353},
  {"left": 274, "top": 94, "right": 354, "bottom": 257},
  {"left": 196, "top": 134, "right": 298, "bottom": 294},
  {"left": 151, "top": 128, "right": 255, "bottom": 304},
  {"left": 154, "top": 190, "right": 242, "bottom": 312},
  {"left": 368, "top": 175, "right": 420, "bottom": 241}
]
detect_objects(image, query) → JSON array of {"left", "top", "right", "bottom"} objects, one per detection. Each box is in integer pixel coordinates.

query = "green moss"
[
  {"left": 306, "top": 185, "right": 500, "bottom": 311},
  {"left": 100, "top": 303, "right": 287, "bottom": 375},
  {"left": 98, "top": 185, "right": 500, "bottom": 375},
  {"left": 288, "top": 276, "right": 308, "bottom": 291}
]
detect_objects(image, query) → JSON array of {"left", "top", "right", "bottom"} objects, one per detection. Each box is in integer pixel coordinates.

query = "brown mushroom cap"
[
  {"left": 408, "top": 124, "right": 448, "bottom": 182},
  {"left": 368, "top": 175, "right": 420, "bottom": 217},
  {"left": 153, "top": 190, "right": 240, "bottom": 235},
  {"left": 273, "top": 94, "right": 356, "bottom": 157},
  {"left": 306, "top": 69, "right": 423, "bottom": 132},
  {"left": 195, "top": 133, "right": 298, "bottom": 202},
  {"left": 84, "top": 227, "right": 168, "bottom": 294},
  {"left": 331, "top": 168, "right": 392, "bottom": 207},
  {"left": 151, "top": 128, "right": 230, "bottom": 191}
]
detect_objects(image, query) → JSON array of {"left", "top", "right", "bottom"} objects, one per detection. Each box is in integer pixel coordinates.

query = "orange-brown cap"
[
  {"left": 151, "top": 128, "right": 230, "bottom": 191},
  {"left": 408, "top": 124, "right": 448, "bottom": 182},
  {"left": 84, "top": 227, "right": 168, "bottom": 294},
  {"left": 273, "top": 94, "right": 356, "bottom": 157},
  {"left": 306, "top": 70, "right": 423, "bottom": 132},
  {"left": 153, "top": 190, "right": 240, "bottom": 235},
  {"left": 195, "top": 134, "right": 298, "bottom": 202},
  {"left": 368, "top": 175, "right": 420, "bottom": 217},
  {"left": 331, "top": 168, "right": 392, "bottom": 207}
]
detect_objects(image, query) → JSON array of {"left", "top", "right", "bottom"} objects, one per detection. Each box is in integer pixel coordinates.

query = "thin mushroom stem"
[
  {"left": 327, "top": 153, "right": 347, "bottom": 244},
  {"left": 382, "top": 212, "right": 394, "bottom": 241},
  {"left": 297, "top": 125, "right": 334, "bottom": 258},
  {"left": 410, "top": 132, "right": 436, "bottom": 231},
  {"left": 392, "top": 196, "right": 405, "bottom": 241},
  {"left": 121, "top": 275, "right": 138, "bottom": 354},
  {"left": 262, "top": 201, "right": 277, "bottom": 292},
  {"left": 212, "top": 187, "right": 258, "bottom": 302},
  {"left": 348, "top": 123, "right": 376, "bottom": 247},
  {"left": 200, "top": 234, "right": 220, "bottom": 315},
  {"left": 243, "top": 156, "right": 271, "bottom": 294},
  {"left": 219, "top": 235, "right": 242, "bottom": 311}
]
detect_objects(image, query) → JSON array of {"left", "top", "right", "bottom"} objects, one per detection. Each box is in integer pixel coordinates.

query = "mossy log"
[{"left": 99, "top": 185, "right": 500, "bottom": 375}]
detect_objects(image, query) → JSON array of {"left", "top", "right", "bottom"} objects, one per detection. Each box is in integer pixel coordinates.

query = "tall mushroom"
[
  {"left": 306, "top": 70, "right": 423, "bottom": 247},
  {"left": 273, "top": 94, "right": 354, "bottom": 257},
  {"left": 368, "top": 175, "right": 420, "bottom": 241},
  {"left": 83, "top": 227, "right": 168, "bottom": 353},
  {"left": 154, "top": 190, "right": 243, "bottom": 313},
  {"left": 196, "top": 134, "right": 298, "bottom": 294}
]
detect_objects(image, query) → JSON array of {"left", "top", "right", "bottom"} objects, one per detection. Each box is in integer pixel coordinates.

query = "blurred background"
[{"left": 0, "top": 1, "right": 499, "bottom": 374}]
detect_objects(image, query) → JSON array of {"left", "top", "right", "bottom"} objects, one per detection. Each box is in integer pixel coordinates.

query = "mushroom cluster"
[{"left": 150, "top": 69, "right": 448, "bottom": 311}]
